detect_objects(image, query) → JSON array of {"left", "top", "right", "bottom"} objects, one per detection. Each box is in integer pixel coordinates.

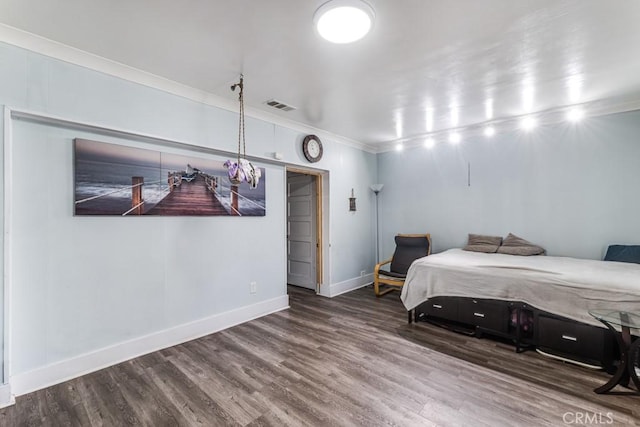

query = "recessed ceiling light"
[
  {"left": 567, "top": 108, "right": 585, "bottom": 122},
  {"left": 521, "top": 116, "right": 537, "bottom": 131},
  {"left": 395, "top": 143, "right": 404, "bottom": 151},
  {"left": 424, "top": 138, "right": 435, "bottom": 149},
  {"left": 448, "top": 132, "right": 461, "bottom": 144},
  {"left": 314, "top": 0, "right": 375, "bottom": 44},
  {"left": 484, "top": 126, "right": 496, "bottom": 137}
]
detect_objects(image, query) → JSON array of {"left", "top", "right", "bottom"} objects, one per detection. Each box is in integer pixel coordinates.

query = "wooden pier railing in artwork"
[
  {"left": 202, "top": 173, "right": 246, "bottom": 216},
  {"left": 130, "top": 176, "right": 144, "bottom": 215}
]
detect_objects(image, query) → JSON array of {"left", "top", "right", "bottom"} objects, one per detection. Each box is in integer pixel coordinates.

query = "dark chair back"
[
  {"left": 390, "top": 235, "right": 431, "bottom": 275},
  {"left": 604, "top": 245, "right": 640, "bottom": 264}
]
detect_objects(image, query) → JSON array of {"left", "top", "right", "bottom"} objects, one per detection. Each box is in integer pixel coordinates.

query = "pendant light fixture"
[
  {"left": 224, "top": 74, "right": 262, "bottom": 189},
  {"left": 314, "top": 0, "right": 375, "bottom": 44}
]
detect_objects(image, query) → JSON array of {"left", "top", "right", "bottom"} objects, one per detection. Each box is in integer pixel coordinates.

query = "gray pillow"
[
  {"left": 463, "top": 234, "right": 502, "bottom": 253},
  {"left": 497, "top": 233, "right": 545, "bottom": 256}
]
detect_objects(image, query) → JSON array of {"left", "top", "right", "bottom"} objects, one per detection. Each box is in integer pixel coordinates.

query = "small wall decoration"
[
  {"left": 74, "top": 138, "right": 266, "bottom": 216},
  {"left": 349, "top": 188, "right": 356, "bottom": 212}
]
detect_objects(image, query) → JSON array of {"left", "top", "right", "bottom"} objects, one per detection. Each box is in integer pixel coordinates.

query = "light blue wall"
[
  {"left": 378, "top": 111, "right": 640, "bottom": 260},
  {"left": 327, "top": 144, "right": 379, "bottom": 281},
  {"left": 9, "top": 121, "right": 286, "bottom": 375},
  {"left": 0, "top": 42, "right": 377, "bottom": 380}
]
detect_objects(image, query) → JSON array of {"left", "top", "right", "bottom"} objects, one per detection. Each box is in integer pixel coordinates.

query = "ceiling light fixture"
[
  {"left": 426, "top": 109, "right": 434, "bottom": 132},
  {"left": 395, "top": 143, "right": 404, "bottom": 151},
  {"left": 521, "top": 116, "right": 537, "bottom": 131},
  {"left": 484, "top": 126, "right": 496, "bottom": 137},
  {"left": 450, "top": 106, "right": 459, "bottom": 127},
  {"left": 522, "top": 85, "right": 535, "bottom": 112},
  {"left": 448, "top": 132, "right": 461, "bottom": 144},
  {"left": 314, "top": 0, "right": 375, "bottom": 44},
  {"left": 567, "top": 108, "right": 585, "bottom": 122},
  {"left": 394, "top": 112, "right": 403, "bottom": 139},
  {"left": 424, "top": 138, "right": 435, "bottom": 149},
  {"left": 567, "top": 75, "right": 583, "bottom": 103},
  {"left": 485, "top": 99, "right": 494, "bottom": 119}
]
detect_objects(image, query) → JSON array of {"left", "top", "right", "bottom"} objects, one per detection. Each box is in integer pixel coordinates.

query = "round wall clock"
[{"left": 302, "top": 135, "right": 323, "bottom": 163}]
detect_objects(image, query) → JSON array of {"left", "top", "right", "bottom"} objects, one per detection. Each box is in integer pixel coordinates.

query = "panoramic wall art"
[{"left": 73, "top": 138, "right": 266, "bottom": 216}]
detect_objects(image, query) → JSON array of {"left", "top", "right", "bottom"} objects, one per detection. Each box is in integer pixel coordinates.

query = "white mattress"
[{"left": 400, "top": 248, "right": 640, "bottom": 327}]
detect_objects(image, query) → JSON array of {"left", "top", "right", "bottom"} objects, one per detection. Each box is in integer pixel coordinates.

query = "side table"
[{"left": 588, "top": 310, "right": 640, "bottom": 394}]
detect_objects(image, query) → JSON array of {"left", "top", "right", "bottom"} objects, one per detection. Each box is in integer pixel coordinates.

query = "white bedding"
[{"left": 400, "top": 248, "right": 640, "bottom": 327}]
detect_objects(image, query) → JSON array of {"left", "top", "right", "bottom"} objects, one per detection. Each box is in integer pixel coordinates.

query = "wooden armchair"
[{"left": 374, "top": 234, "right": 431, "bottom": 297}]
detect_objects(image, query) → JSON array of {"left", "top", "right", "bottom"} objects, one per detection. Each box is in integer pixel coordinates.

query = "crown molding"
[{"left": 0, "top": 23, "right": 375, "bottom": 153}]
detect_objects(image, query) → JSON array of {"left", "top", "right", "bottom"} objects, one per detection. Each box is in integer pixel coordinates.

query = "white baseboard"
[
  {"left": 0, "top": 383, "right": 14, "bottom": 408},
  {"left": 11, "top": 295, "right": 289, "bottom": 397},
  {"left": 329, "top": 274, "right": 373, "bottom": 297}
]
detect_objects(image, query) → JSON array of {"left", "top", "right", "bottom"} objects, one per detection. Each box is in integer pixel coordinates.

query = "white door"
[{"left": 287, "top": 172, "right": 317, "bottom": 290}]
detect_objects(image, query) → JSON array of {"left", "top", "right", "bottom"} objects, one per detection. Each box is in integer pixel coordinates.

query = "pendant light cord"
[{"left": 234, "top": 74, "right": 246, "bottom": 164}]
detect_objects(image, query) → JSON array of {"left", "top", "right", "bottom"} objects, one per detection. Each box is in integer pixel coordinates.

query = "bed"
[
  {"left": 400, "top": 248, "right": 640, "bottom": 369},
  {"left": 401, "top": 248, "right": 640, "bottom": 328}
]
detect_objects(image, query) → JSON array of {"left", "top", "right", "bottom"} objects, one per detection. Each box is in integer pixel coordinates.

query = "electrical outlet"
[
  {"left": 360, "top": 270, "right": 366, "bottom": 277},
  {"left": 250, "top": 281, "right": 257, "bottom": 294}
]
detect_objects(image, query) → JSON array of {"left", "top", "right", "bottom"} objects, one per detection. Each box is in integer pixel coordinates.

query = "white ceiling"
[{"left": 1, "top": 0, "right": 640, "bottom": 150}]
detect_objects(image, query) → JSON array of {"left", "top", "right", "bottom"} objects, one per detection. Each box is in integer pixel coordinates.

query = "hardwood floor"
[{"left": 1, "top": 285, "right": 639, "bottom": 426}]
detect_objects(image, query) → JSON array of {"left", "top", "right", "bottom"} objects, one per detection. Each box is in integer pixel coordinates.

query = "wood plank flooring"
[{"left": 1, "top": 285, "right": 639, "bottom": 426}]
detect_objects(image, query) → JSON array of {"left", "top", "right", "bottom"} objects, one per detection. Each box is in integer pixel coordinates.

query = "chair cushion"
[
  {"left": 390, "top": 235, "right": 430, "bottom": 275},
  {"left": 604, "top": 245, "right": 640, "bottom": 264},
  {"left": 463, "top": 233, "right": 502, "bottom": 253},
  {"left": 496, "top": 233, "right": 545, "bottom": 256},
  {"left": 377, "top": 269, "right": 406, "bottom": 279}
]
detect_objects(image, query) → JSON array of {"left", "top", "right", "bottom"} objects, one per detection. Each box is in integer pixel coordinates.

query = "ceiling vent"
[{"left": 265, "top": 99, "right": 296, "bottom": 112}]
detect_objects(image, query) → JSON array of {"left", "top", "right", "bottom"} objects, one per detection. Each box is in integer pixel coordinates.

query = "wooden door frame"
[{"left": 286, "top": 166, "right": 326, "bottom": 293}]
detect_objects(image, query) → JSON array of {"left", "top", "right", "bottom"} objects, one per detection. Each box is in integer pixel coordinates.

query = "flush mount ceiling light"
[
  {"left": 567, "top": 107, "right": 585, "bottom": 122},
  {"left": 521, "top": 116, "right": 537, "bottom": 131},
  {"left": 484, "top": 126, "right": 496, "bottom": 137},
  {"left": 314, "top": 0, "right": 375, "bottom": 44}
]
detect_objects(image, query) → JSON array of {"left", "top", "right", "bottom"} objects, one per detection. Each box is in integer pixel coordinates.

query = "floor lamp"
[{"left": 370, "top": 184, "right": 384, "bottom": 263}]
